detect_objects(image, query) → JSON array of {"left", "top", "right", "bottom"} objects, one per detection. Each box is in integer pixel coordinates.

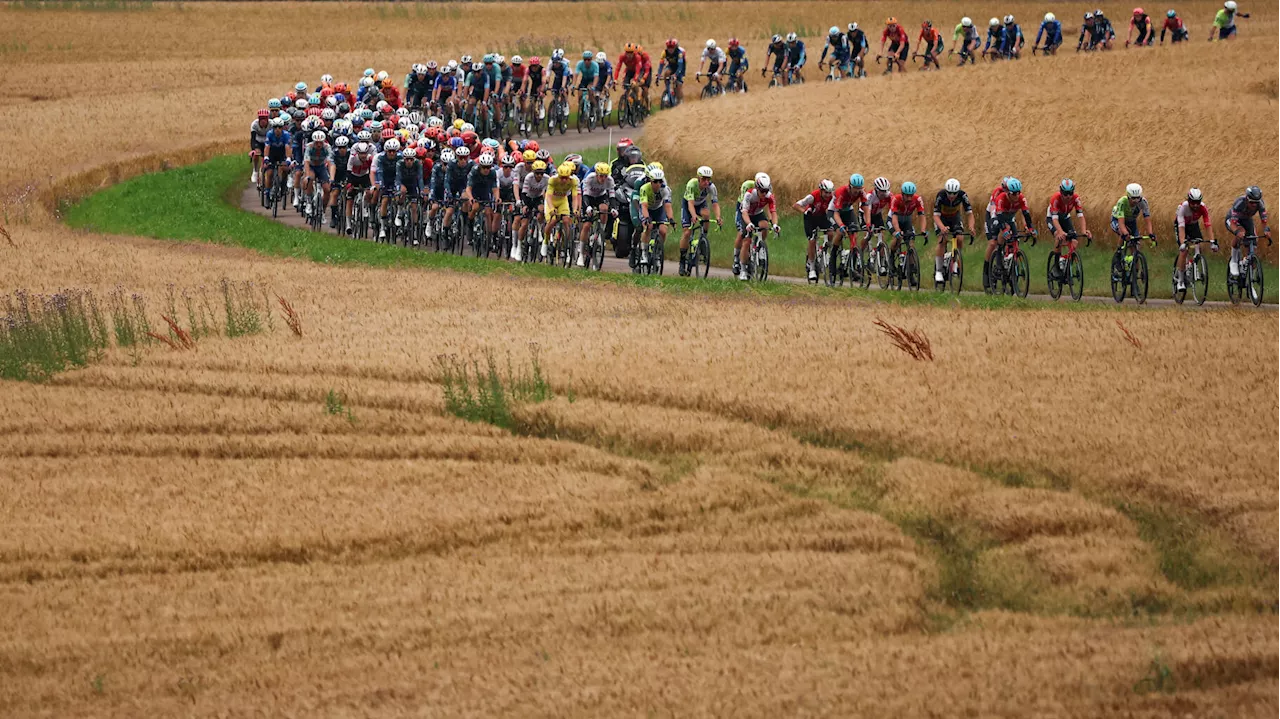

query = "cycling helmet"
[
  {"left": 848, "top": 23, "right": 859, "bottom": 32},
  {"left": 482, "top": 53, "right": 494, "bottom": 64},
  {"left": 594, "top": 162, "right": 610, "bottom": 175},
  {"left": 267, "top": 98, "right": 282, "bottom": 110},
  {"left": 665, "top": 38, "right": 678, "bottom": 49},
  {"left": 527, "top": 141, "right": 540, "bottom": 152},
  {"left": 554, "top": 162, "right": 572, "bottom": 178},
  {"left": 446, "top": 60, "right": 458, "bottom": 70},
  {"left": 471, "top": 62, "right": 482, "bottom": 71},
  {"left": 309, "top": 131, "right": 325, "bottom": 142},
  {"left": 697, "top": 165, "right": 713, "bottom": 178},
  {"left": 352, "top": 141, "right": 370, "bottom": 154},
  {"left": 566, "top": 153, "right": 582, "bottom": 165},
  {"left": 582, "top": 50, "right": 593, "bottom": 59},
  {"left": 771, "top": 34, "right": 783, "bottom": 43},
  {"left": 460, "top": 54, "right": 473, "bottom": 65},
  {"left": 535, "top": 149, "right": 551, "bottom": 161},
  {"left": 357, "top": 130, "right": 372, "bottom": 142},
  {"left": 411, "top": 63, "right": 424, "bottom": 74},
  {"left": 873, "top": 176, "right": 890, "bottom": 192},
  {"left": 461, "top": 123, "right": 476, "bottom": 134},
  {"left": 333, "top": 135, "right": 350, "bottom": 148},
  {"left": 503, "top": 154, "right": 518, "bottom": 167},
  {"left": 397, "top": 148, "right": 412, "bottom": 160},
  {"left": 755, "top": 173, "right": 772, "bottom": 192},
  {"left": 1167, "top": 9, "right": 1177, "bottom": 17},
  {"left": 706, "top": 39, "right": 718, "bottom": 49},
  {"left": 257, "top": 108, "right": 270, "bottom": 119},
  {"left": 818, "top": 179, "right": 835, "bottom": 194},
  {"left": 295, "top": 98, "right": 309, "bottom": 110},
  {"left": 729, "top": 37, "right": 741, "bottom": 47},
  {"left": 1045, "top": 12, "right": 1056, "bottom": 22},
  {"left": 648, "top": 168, "right": 666, "bottom": 182},
  {"left": 449, "top": 136, "right": 465, "bottom": 148},
  {"left": 419, "top": 138, "right": 435, "bottom": 151},
  {"left": 1004, "top": 14, "right": 1015, "bottom": 24},
  {"left": 617, "top": 137, "right": 633, "bottom": 149},
  {"left": 269, "top": 117, "right": 285, "bottom": 128},
  {"left": 361, "top": 108, "right": 375, "bottom": 121},
  {"left": 596, "top": 52, "right": 608, "bottom": 62},
  {"left": 360, "top": 76, "right": 374, "bottom": 88},
  {"left": 645, "top": 162, "right": 664, "bottom": 176},
  {"left": 944, "top": 178, "right": 961, "bottom": 194},
  {"left": 522, "top": 150, "right": 537, "bottom": 162},
  {"left": 384, "top": 138, "right": 401, "bottom": 152},
  {"left": 408, "top": 111, "right": 423, "bottom": 125},
  {"left": 531, "top": 160, "right": 547, "bottom": 172},
  {"left": 1095, "top": 9, "right": 1106, "bottom": 16},
  {"left": 452, "top": 118, "right": 465, "bottom": 130},
  {"left": 1246, "top": 185, "right": 1262, "bottom": 201},
  {"left": 1060, "top": 178, "right": 1076, "bottom": 193},
  {"left": 884, "top": 17, "right": 897, "bottom": 26},
  {"left": 1225, "top": 1, "right": 1237, "bottom": 10},
  {"left": 961, "top": 17, "right": 973, "bottom": 27},
  {"left": 901, "top": 181, "right": 917, "bottom": 196},
  {"left": 990, "top": 17, "right": 1001, "bottom": 27},
  {"left": 1007, "top": 178, "right": 1023, "bottom": 193},
  {"left": 477, "top": 154, "right": 494, "bottom": 167},
  {"left": 376, "top": 70, "right": 389, "bottom": 82},
  {"left": 625, "top": 43, "right": 638, "bottom": 53},
  {"left": 1126, "top": 183, "right": 1143, "bottom": 199},
  {"left": 511, "top": 55, "right": 523, "bottom": 65},
  {"left": 364, "top": 68, "right": 375, "bottom": 77},
  {"left": 496, "top": 55, "right": 505, "bottom": 64},
  {"left": 455, "top": 146, "right": 470, "bottom": 158},
  {"left": 322, "top": 108, "right": 336, "bottom": 120},
  {"left": 380, "top": 128, "right": 396, "bottom": 141},
  {"left": 1187, "top": 188, "right": 1202, "bottom": 202},
  {"left": 325, "top": 95, "right": 339, "bottom": 108},
  {"left": 849, "top": 173, "right": 864, "bottom": 188},
  {"left": 440, "top": 149, "right": 455, "bottom": 163},
  {"left": 1133, "top": 7, "right": 1144, "bottom": 15},
  {"left": 482, "top": 138, "right": 500, "bottom": 149},
  {"left": 1001, "top": 177, "right": 1011, "bottom": 190},
  {"left": 786, "top": 32, "right": 798, "bottom": 42},
  {"left": 922, "top": 20, "right": 932, "bottom": 30},
  {"left": 396, "top": 107, "right": 409, "bottom": 117},
  {"left": 529, "top": 56, "right": 541, "bottom": 65},
  {"left": 829, "top": 26, "right": 840, "bottom": 36},
  {"left": 426, "top": 60, "right": 438, "bottom": 70},
  {"left": 552, "top": 49, "right": 565, "bottom": 60},
  {"left": 295, "top": 82, "right": 308, "bottom": 93}
]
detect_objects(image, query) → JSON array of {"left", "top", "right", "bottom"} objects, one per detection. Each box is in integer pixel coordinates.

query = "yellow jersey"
[{"left": 548, "top": 175, "right": 580, "bottom": 199}]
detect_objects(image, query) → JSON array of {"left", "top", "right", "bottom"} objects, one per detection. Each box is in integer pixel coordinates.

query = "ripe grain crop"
[{"left": 0, "top": 3, "right": 1276, "bottom": 716}]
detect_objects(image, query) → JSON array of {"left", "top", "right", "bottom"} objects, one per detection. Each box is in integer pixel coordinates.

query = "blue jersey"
[
  {"left": 594, "top": 60, "right": 613, "bottom": 86},
  {"left": 999, "top": 24, "right": 1024, "bottom": 52},
  {"left": 575, "top": 59, "right": 598, "bottom": 80},
  {"left": 984, "top": 26, "right": 1004, "bottom": 50},
  {"left": 467, "top": 70, "right": 491, "bottom": 91},
  {"left": 822, "top": 34, "right": 850, "bottom": 62},
  {"left": 548, "top": 59, "right": 571, "bottom": 88},
  {"left": 467, "top": 165, "right": 499, "bottom": 200},
  {"left": 264, "top": 130, "right": 291, "bottom": 148},
  {"left": 434, "top": 74, "right": 457, "bottom": 92},
  {"left": 396, "top": 159, "right": 423, "bottom": 188},
  {"left": 786, "top": 40, "right": 806, "bottom": 65},
  {"left": 727, "top": 46, "right": 748, "bottom": 71},
  {"left": 1036, "top": 20, "right": 1063, "bottom": 45}
]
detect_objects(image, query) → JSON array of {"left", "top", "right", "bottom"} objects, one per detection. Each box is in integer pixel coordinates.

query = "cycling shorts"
[
  {"left": 803, "top": 211, "right": 832, "bottom": 237},
  {"left": 1225, "top": 215, "right": 1255, "bottom": 236},
  {"left": 1218, "top": 26, "right": 1236, "bottom": 40},
  {"left": 469, "top": 86, "right": 486, "bottom": 101},
  {"left": 347, "top": 174, "right": 371, "bottom": 191},
  {"left": 1110, "top": 216, "right": 1138, "bottom": 236},
  {"left": 401, "top": 184, "right": 423, "bottom": 199},
  {"left": 889, "top": 40, "right": 909, "bottom": 61},
  {"left": 545, "top": 196, "right": 571, "bottom": 220},
  {"left": 309, "top": 164, "right": 331, "bottom": 184},
  {"left": 645, "top": 205, "right": 668, "bottom": 224},
  {"left": 437, "top": 89, "right": 453, "bottom": 102},
  {"left": 938, "top": 214, "right": 963, "bottom": 236},
  {"left": 266, "top": 147, "right": 288, "bottom": 164},
  {"left": 1048, "top": 213, "right": 1074, "bottom": 235},
  {"left": 681, "top": 201, "right": 706, "bottom": 228},
  {"left": 498, "top": 185, "right": 516, "bottom": 204},
  {"left": 251, "top": 137, "right": 265, "bottom": 152},
  {"left": 378, "top": 172, "right": 398, "bottom": 192},
  {"left": 1179, "top": 222, "right": 1203, "bottom": 247},
  {"left": 577, "top": 76, "right": 594, "bottom": 90}
]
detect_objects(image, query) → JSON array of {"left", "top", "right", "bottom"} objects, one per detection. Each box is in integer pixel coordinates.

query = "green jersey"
[
  {"left": 683, "top": 178, "right": 719, "bottom": 206},
  {"left": 638, "top": 181, "right": 671, "bottom": 208},
  {"left": 1112, "top": 195, "right": 1151, "bottom": 220},
  {"left": 738, "top": 179, "right": 756, "bottom": 203},
  {"left": 1213, "top": 8, "right": 1235, "bottom": 29}
]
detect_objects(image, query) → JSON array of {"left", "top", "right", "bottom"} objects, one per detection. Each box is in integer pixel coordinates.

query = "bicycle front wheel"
[
  {"left": 1110, "top": 253, "right": 1127, "bottom": 303},
  {"left": 1171, "top": 257, "right": 1186, "bottom": 305},
  {"left": 1013, "top": 250, "right": 1030, "bottom": 298},
  {"left": 1068, "top": 253, "right": 1084, "bottom": 301},
  {"left": 695, "top": 237, "right": 711, "bottom": 278},
  {"left": 906, "top": 249, "right": 920, "bottom": 291},
  {"left": 875, "top": 246, "right": 891, "bottom": 290},
  {"left": 1247, "top": 259, "right": 1264, "bottom": 306},
  {"left": 1046, "top": 252, "right": 1062, "bottom": 300},
  {"left": 1132, "top": 252, "right": 1148, "bottom": 304},
  {"left": 1191, "top": 254, "right": 1208, "bottom": 306},
  {"left": 949, "top": 250, "right": 964, "bottom": 294}
]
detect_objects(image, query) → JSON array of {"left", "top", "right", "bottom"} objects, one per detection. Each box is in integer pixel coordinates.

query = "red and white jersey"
[
  {"left": 889, "top": 193, "right": 925, "bottom": 216},
  {"left": 993, "top": 191, "right": 1029, "bottom": 215},
  {"left": 830, "top": 185, "right": 869, "bottom": 212},
  {"left": 743, "top": 189, "right": 776, "bottom": 215},
  {"left": 867, "top": 189, "right": 893, "bottom": 215},
  {"left": 1046, "top": 191, "right": 1083, "bottom": 217},
  {"left": 796, "top": 189, "right": 833, "bottom": 215},
  {"left": 1176, "top": 200, "right": 1210, "bottom": 228}
]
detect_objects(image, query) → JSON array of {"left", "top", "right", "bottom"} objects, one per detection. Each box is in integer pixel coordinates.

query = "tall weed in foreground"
[
  {"left": 436, "top": 344, "right": 552, "bottom": 430},
  {"left": 0, "top": 289, "right": 109, "bottom": 381}
]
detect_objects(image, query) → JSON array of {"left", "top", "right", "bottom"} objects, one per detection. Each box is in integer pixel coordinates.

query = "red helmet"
[
  {"left": 306, "top": 107, "right": 323, "bottom": 117},
  {"left": 380, "top": 128, "right": 396, "bottom": 140},
  {"left": 526, "top": 140, "right": 540, "bottom": 152},
  {"left": 617, "top": 137, "right": 633, "bottom": 149},
  {"left": 286, "top": 91, "right": 298, "bottom": 102},
  {"left": 257, "top": 109, "right": 270, "bottom": 119},
  {"left": 462, "top": 130, "right": 479, "bottom": 145},
  {"left": 1133, "top": 6, "right": 1144, "bottom": 14},
  {"left": 529, "top": 56, "right": 541, "bottom": 65},
  {"left": 319, "top": 87, "right": 333, "bottom": 99},
  {"left": 728, "top": 38, "right": 740, "bottom": 48},
  {"left": 416, "top": 147, "right": 428, "bottom": 159},
  {"left": 666, "top": 38, "right": 679, "bottom": 48},
  {"left": 335, "top": 83, "right": 348, "bottom": 94}
]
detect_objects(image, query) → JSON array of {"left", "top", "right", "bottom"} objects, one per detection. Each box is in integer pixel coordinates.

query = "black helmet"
[{"left": 1246, "top": 185, "right": 1263, "bottom": 201}]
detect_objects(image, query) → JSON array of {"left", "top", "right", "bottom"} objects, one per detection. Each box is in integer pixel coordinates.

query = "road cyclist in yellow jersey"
[{"left": 542, "top": 162, "right": 580, "bottom": 262}]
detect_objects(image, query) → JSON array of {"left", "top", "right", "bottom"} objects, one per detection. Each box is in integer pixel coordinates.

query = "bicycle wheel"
[
  {"left": 695, "top": 236, "right": 711, "bottom": 278},
  {"left": 1191, "top": 254, "right": 1208, "bottom": 306},
  {"left": 949, "top": 251, "right": 964, "bottom": 294},
  {"left": 1068, "top": 253, "right": 1084, "bottom": 301},
  {"left": 906, "top": 249, "right": 920, "bottom": 291},
  {"left": 653, "top": 237, "right": 666, "bottom": 276},
  {"left": 592, "top": 234, "right": 606, "bottom": 271},
  {"left": 1171, "top": 257, "right": 1186, "bottom": 305},
  {"left": 1132, "top": 252, "right": 1148, "bottom": 304},
  {"left": 875, "top": 245, "right": 891, "bottom": 290},
  {"left": 1247, "top": 259, "right": 1264, "bottom": 306},
  {"left": 1014, "top": 250, "right": 1030, "bottom": 298},
  {"left": 755, "top": 240, "right": 770, "bottom": 281},
  {"left": 1110, "top": 253, "right": 1128, "bottom": 303},
  {"left": 576, "top": 98, "right": 586, "bottom": 133},
  {"left": 1046, "top": 252, "right": 1062, "bottom": 300}
]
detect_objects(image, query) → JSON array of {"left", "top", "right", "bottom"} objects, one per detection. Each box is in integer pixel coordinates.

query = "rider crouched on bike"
[
  {"left": 1110, "top": 183, "right": 1155, "bottom": 280},
  {"left": 1045, "top": 178, "right": 1092, "bottom": 275},
  {"left": 679, "top": 166, "right": 721, "bottom": 276},
  {"left": 578, "top": 163, "right": 615, "bottom": 267},
  {"left": 1174, "top": 188, "right": 1216, "bottom": 291},
  {"left": 828, "top": 173, "right": 869, "bottom": 272},
  {"left": 953, "top": 17, "right": 980, "bottom": 64},
  {"left": 698, "top": 39, "right": 726, "bottom": 88},
  {"left": 932, "top": 178, "right": 975, "bottom": 286},
  {"left": 657, "top": 39, "right": 687, "bottom": 104},
  {"left": 1224, "top": 185, "right": 1272, "bottom": 278},
  {"left": 396, "top": 147, "right": 426, "bottom": 240},
  {"left": 736, "top": 173, "right": 778, "bottom": 280},
  {"left": 794, "top": 179, "right": 836, "bottom": 282},
  {"left": 464, "top": 153, "right": 500, "bottom": 241},
  {"left": 632, "top": 167, "right": 673, "bottom": 266},
  {"left": 512, "top": 159, "right": 548, "bottom": 261},
  {"left": 725, "top": 38, "right": 749, "bottom": 90},
  {"left": 820, "top": 26, "right": 851, "bottom": 77},
  {"left": 880, "top": 18, "right": 909, "bottom": 72},
  {"left": 888, "top": 181, "right": 925, "bottom": 264},
  {"left": 983, "top": 177, "right": 1035, "bottom": 290}
]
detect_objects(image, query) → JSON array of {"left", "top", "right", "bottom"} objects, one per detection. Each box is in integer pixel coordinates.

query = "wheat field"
[{"left": 1, "top": 2, "right": 1277, "bottom": 716}]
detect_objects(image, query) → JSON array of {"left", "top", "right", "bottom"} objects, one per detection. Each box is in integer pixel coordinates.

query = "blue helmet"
[
  {"left": 1007, "top": 178, "right": 1023, "bottom": 193},
  {"left": 1060, "top": 178, "right": 1075, "bottom": 193},
  {"left": 1167, "top": 9, "right": 1176, "bottom": 17},
  {"left": 901, "top": 181, "right": 917, "bottom": 196},
  {"left": 268, "top": 98, "right": 282, "bottom": 109},
  {"left": 849, "top": 173, "right": 864, "bottom": 188}
]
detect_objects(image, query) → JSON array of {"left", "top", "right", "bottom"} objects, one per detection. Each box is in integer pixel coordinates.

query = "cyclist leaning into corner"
[
  {"left": 953, "top": 17, "right": 981, "bottom": 64},
  {"left": 657, "top": 38, "right": 687, "bottom": 104},
  {"left": 983, "top": 177, "right": 1036, "bottom": 290},
  {"left": 827, "top": 173, "right": 869, "bottom": 275},
  {"left": 725, "top": 38, "right": 749, "bottom": 90},
  {"left": 1224, "top": 185, "right": 1272, "bottom": 277},
  {"left": 1045, "top": 178, "right": 1092, "bottom": 276},
  {"left": 1110, "top": 183, "right": 1156, "bottom": 278},
  {"left": 783, "top": 32, "right": 807, "bottom": 81},
  {"left": 846, "top": 23, "right": 870, "bottom": 77},
  {"left": 1092, "top": 9, "right": 1118, "bottom": 48},
  {"left": 1173, "top": 188, "right": 1216, "bottom": 292},
  {"left": 983, "top": 18, "right": 1004, "bottom": 58},
  {"left": 888, "top": 181, "right": 926, "bottom": 266},
  {"left": 1210, "top": 0, "right": 1248, "bottom": 40},
  {"left": 931, "top": 178, "right": 976, "bottom": 286},
  {"left": 794, "top": 178, "right": 837, "bottom": 281},
  {"left": 593, "top": 52, "right": 613, "bottom": 114},
  {"left": 917, "top": 21, "right": 944, "bottom": 69},
  {"left": 1035, "top": 13, "right": 1063, "bottom": 54},
  {"left": 249, "top": 108, "right": 271, "bottom": 185},
  {"left": 634, "top": 167, "right": 673, "bottom": 265},
  {"left": 762, "top": 35, "right": 787, "bottom": 84},
  {"left": 999, "top": 15, "right": 1026, "bottom": 58},
  {"left": 698, "top": 39, "right": 726, "bottom": 82},
  {"left": 576, "top": 162, "right": 615, "bottom": 267},
  {"left": 820, "top": 26, "right": 851, "bottom": 78},
  {"left": 880, "top": 18, "right": 909, "bottom": 73},
  {"left": 1126, "top": 7, "right": 1155, "bottom": 47},
  {"left": 864, "top": 176, "right": 894, "bottom": 258},
  {"left": 1161, "top": 9, "right": 1190, "bottom": 43},
  {"left": 678, "top": 165, "right": 721, "bottom": 276},
  {"left": 737, "top": 173, "right": 779, "bottom": 281}
]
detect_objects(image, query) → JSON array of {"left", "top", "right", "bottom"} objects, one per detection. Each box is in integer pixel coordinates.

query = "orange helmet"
[
  {"left": 625, "top": 42, "right": 637, "bottom": 53},
  {"left": 886, "top": 16, "right": 898, "bottom": 25}
]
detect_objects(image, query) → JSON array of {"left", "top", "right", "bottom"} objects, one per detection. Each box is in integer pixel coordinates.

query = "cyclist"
[
  {"left": 1110, "top": 183, "right": 1155, "bottom": 280},
  {"left": 888, "top": 181, "right": 925, "bottom": 274},
  {"left": 572, "top": 50, "right": 599, "bottom": 115},
  {"left": 679, "top": 165, "right": 721, "bottom": 276},
  {"left": 931, "top": 178, "right": 976, "bottom": 286},
  {"left": 1093, "top": 9, "right": 1118, "bottom": 48},
  {"left": 577, "top": 162, "right": 615, "bottom": 267},
  {"left": 984, "top": 177, "right": 1035, "bottom": 291},
  {"left": 1045, "top": 178, "right": 1092, "bottom": 282},
  {"left": 329, "top": 134, "right": 352, "bottom": 229},
  {"left": 513, "top": 159, "right": 548, "bottom": 261},
  {"left": 820, "top": 26, "right": 851, "bottom": 78},
  {"left": 547, "top": 49, "right": 572, "bottom": 123},
  {"left": 725, "top": 38, "right": 749, "bottom": 91},
  {"left": 614, "top": 43, "right": 646, "bottom": 111},
  {"left": 344, "top": 138, "right": 375, "bottom": 236},
  {"left": 1210, "top": 1, "right": 1248, "bottom": 40},
  {"left": 863, "top": 176, "right": 894, "bottom": 261},
  {"left": 463, "top": 61, "right": 492, "bottom": 127},
  {"left": 520, "top": 56, "right": 545, "bottom": 131},
  {"left": 828, "top": 174, "right": 869, "bottom": 271},
  {"left": 261, "top": 118, "right": 292, "bottom": 205},
  {"left": 953, "top": 17, "right": 981, "bottom": 64},
  {"left": 250, "top": 109, "right": 270, "bottom": 186},
  {"left": 404, "top": 64, "right": 432, "bottom": 109},
  {"left": 432, "top": 62, "right": 459, "bottom": 119},
  {"left": 302, "top": 131, "right": 335, "bottom": 221},
  {"left": 463, "top": 153, "right": 499, "bottom": 242},
  {"left": 636, "top": 45, "right": 655, "bottom": 110},
  {"left": 1161, "top": 10, "right": 1190, "bottom": 43},
  {"left": 543, "top": 162, "right": 580, "bottom": 258},
  {"left": 396, "top": 147, "right": 426, "bottom": 241},
  {"left": 373, "top": 138, "right": 401, "bottom": 240},
  {"left": 634, "top": 167, "right": 672, "bottom": 266},
  {"left": 764, "top": 35, "right": 788, "bottom": 84},
  {"left": 794, "top": 179, "right": 837, "bottom": 281},
  {"left": 783, "top": 32, "right": 807, "bottom": 83},
  {"left": 289, "top": 113, "right": 312, "bottom": 207},
  {"left": 1035, "top": 13, "right": 1064, "bottom": 54},
  {"left": 593, "top": 52, "right": 613, "bottom": 116},
  {"left": 999, "top": 15, "right": 1025, "bottom": 58},
  {"left": 918, "top": 21, "right": 944, "bottom": 69},
  {"left": 440, "top": 146, "right": 474, "bottom": 243},
  {"left": 737, "top": 173, "right": 779, "bottom": 281},
  {"left": 698, "top": 39, "right": 727, "bottom": 90},
  {"left": 657, "top": 38, "right": 687, "bottom": 104},
  {"left": 1126, "top": 7, "right": 1155, "bottom": 46},
  {"left": 1173, "top": 188, "right": 1216, "bottom": 291},
  {"left": 878, "top": 19, "right": 908, "bottom": 72},
  {"left": 984, "top": 18, "right": 1005, "bottom": 58},
  {"left": 1224, "top": 185, "right": 1272, "bottom": 277},
  {"left": 610, "top": 138, "right": 638, "bottom": 185}
]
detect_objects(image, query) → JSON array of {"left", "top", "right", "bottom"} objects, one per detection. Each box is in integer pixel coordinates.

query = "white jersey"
[
  {"left": 521, "top": 171, "right": 549, "bottom": 198},
  {"left": 250, "top": 119, "right": 270, "bottom": 143},
  {"left": 581, "top": 172, "right": 614, "bottom": 198},
  {"left": 701, "top": 47, "right": 727, "bottom": 64},
  {"left": 496, "top": 166, "right": 518, "bottom": 189}
]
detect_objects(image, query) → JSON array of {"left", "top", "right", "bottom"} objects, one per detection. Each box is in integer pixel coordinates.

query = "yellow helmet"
[
  {"left": 557, "top": 162, "right": 574, "bottom": 178},
  {"left": 531, "top": 160, "right": 548, "bottom": 172},
  {"left": 523, "top": 150, "right": 537, "bottom": 162},
  {"left": 452, "top": 118, "right": 465, "bottom": 130},
  {"left": 594, "top": 162, "right": 610, "bottom": 176}
]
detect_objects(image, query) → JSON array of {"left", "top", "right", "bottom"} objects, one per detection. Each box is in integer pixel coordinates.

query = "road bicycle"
[
  {"left": 305, "top": 180, "right": 325, "bottom": 233},
  {"left": 830, "top": 222, "right": 864, "bottom": 287},
  {"left": 742, "top": 223, "right": 777, "bottom": 282},
  {"left": 348, "top": 184, "right": 371, "bottom": 239},
  {"left": 267, "top": 163, "right": 290, "bottom": 219},
  {"left": 579, "top": 206, "right": 609, "bottom": 271},
  {"left": 695, "top": 72, "right": 723, "bottom": 99},
  {"left": 1226, "top": 234, "right": 1268, "bottom": 307},
  {"left": 394, "top": 193, "right": 426, "bottom": 248},
  {"left": 632, "top": 219, "right": 671, "bottom": 275},
  {"left": 520, "top": 210, "right": 544, "bottom": 264},
  {"left": 1110, "top": 234, "right": 1155, "bottom": 304},
  {"left": 683, "top": 218, "right": 715, "bottom": 278},
  {"left": 618, "top": 83, "right": 642, "bottom": 128},
  {"left": 546, "top": 90, "right": 569, "bottom": 135},
  {"left": 725, "top": 71, "right": 747, "bottom": 93},
  {"left": 766, "top": 68, "right": 785, "bottom": 88},
  {"left": 492, "top": 201, "right": 518, "bottom": 260},
  {"left": 937, "top": 229, "right": 974, "bottom": 294},
  {"left": 911, "top": 51, "right": 941, "bottom": 70},
  {"left": 1172, "top": 237, "right": 1213, "bottom": 306},
  {"left": 1046, "top": 231, "right": 1088, "bottom": 301},
  {"left": 659, "top": 75, "right": 680, "bottom": 109},
  {"left": 888, "top": 229, "right": 922, "bottom": 291},
  {"left": 574, "top": 87, "right": 597, "bottom": 133},
  {"left": 819, "top": 59, "right": 850, "bottom": 82},
  {"left": 468, "top": 200, "right": 494, "bottom": 257},
  {"left": 989, "top": 228, "right": 1035, "bottom": 298},
  {"left": 785, "top": 65, "right": 805, "bottom": 85},
  {"left": 545, "top": 213, "right": 575, "bottom": 268},
  {"left": 862, "top": 224, "right": 892, "bottom": 290}
]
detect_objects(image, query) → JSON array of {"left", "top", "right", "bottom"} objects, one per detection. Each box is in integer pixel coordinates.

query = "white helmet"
[
  {"left": 596, "top": 51, "right": 607, "bottom": 62},
  {"left": 1187, "top": 188, "right": 1203, "bottom": 202},
  {"left": 428, "top": 116, "right": 444, "bottom": 129},
  {"left": 320, "top": 73, "right": 333, "bottom": 85},
  {"left": 874, "top": 176, "right": 891, "bottom": 192},
  {"left": 1004, "top": 14, "right": 1015, "bottom": 24},
  {"left": 944, "top": 178, "right": 961, "bottom": 193},
  {"left": 511, "top": 55, "right": 524, "bottom": 65},
  {"left": 440, "top": 149, "right": 455, "bottom": 163},
  {"left": 649, "top": 168, "right": 665, "bottom": 182},
  {"left": 755, "top": 173, "right": 772, "bottom": 191},
  {"left": 455, "top": 146, "right": 470, "bottom": 158},
  {"left": 447, "top": 60, "right": 458, "bottom": 70},
  {"left": 396, "top": 107, "right": 409, "bottom": 117},
  {"left": 961, "top": 17, "right": 973, "bottom": 27},
  {"left": 818, "top": 179, "right": 835, "bottom": 193},
  {"left": 786, "top": 32, "right": 798, "bottom": 42},
  {"left": 1126, "top": 183, "right": 1143, "bottom": 199},
  {"left": 989, "top": 17, "right": 1000, "bottom": 27},
  {"left": 311, "top": 131, "right": 326, "bottom": 142},
  {"left": 461, "top": 54, "right": 472, "bottom": 64},
  {"left": 495, "top": 55, "right": 505, "bottom": 64},
  {"left": 697, "top": 165, "right": 713, "bottom": 178},
  {"left": 1224, "top": 0, "right": 1237, "bottom": 9},
  {"left": 333, "top": 135, "right": 350, "bottom": 148},
  {"left": 848, "top": 22, "right": 859, "bottom": 31},
  {"left": 376, "top": 70, "right": 389, "bottom": 82},
  {"left": 477, "top": 153, "right": 494, "bottom": 167},
  {"left": 383, "top": 138, "right": 401, "bottom": 152},
  {"left": 321, "top": 108, "right": 336, "bottom": 120},
  {"left": 412, "top": 63, "right": 425, "bottom": 74},
  {"left": 400, "top": 148, "right": 415, "bottom": 159},
  {"left": 1044, "top": 12, "right": 1056, "bottom": 22},
  {"left": 461, "top": 122, "right": 475, "bottom": 133},
  {"left": 353, "top": 141, "right": 371, "bottom": 154},
  {"left": 829, "top": 26, "right": 840, "bottom": 36},
  {"left": 356, "top": 130, "right": 372, "bottom": 142},
  {"left": 706, "top": 39, "right": 717, "bottom": 49}
]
